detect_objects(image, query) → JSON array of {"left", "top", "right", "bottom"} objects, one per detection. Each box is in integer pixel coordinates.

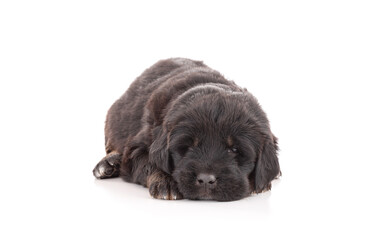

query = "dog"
[{"left": 93, "top": 58, "right": 280, "bottom": 201}]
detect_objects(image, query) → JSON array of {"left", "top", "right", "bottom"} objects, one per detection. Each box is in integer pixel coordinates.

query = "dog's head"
[{"left": 150, "top": 85, "right": 280, "bottom": 201}]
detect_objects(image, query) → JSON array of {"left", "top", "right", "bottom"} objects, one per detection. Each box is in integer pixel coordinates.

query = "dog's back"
[{"left": 105, "top": 58, "right": 224, "bottom": 153}]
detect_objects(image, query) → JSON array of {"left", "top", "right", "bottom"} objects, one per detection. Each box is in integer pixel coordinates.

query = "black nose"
[{"left": 197, "top": 173, "right": 217, "bottom": 186}]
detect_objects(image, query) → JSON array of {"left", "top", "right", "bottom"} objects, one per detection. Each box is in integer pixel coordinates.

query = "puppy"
[{"left": 93, "top": 58, "right": 280, "bottom": 201}]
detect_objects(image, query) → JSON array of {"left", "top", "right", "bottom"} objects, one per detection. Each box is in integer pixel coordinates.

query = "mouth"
[
  {"left": 176, "top": 183, "right": 216, "bottom": 200},
  {"left": 195, "top": 188, "right": 214, "bottom": 200}
]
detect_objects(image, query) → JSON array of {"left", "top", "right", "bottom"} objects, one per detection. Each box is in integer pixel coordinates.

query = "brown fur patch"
[
  {"left": 106, "top": 151, "right": 119, "bottom": 157},
  {"left": 105, "top": 142, "right": 113, "bottom": 154},
  {"left": 147, "top": 171, "right": 163, "bottom": 188},
  {"left": 227, "top": 136, "right": 234, "bottom": 147},
  {"left": 193, "top": 137, "right": 199, "bottom": 147}
]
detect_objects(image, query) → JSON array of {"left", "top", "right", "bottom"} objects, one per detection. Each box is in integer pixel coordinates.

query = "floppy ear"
[
  {"left": 252, "top": 135, "right": 280, "bottom": 193},
  {"left": 149, "top": 126, "right": 173, "bottom": 174}
]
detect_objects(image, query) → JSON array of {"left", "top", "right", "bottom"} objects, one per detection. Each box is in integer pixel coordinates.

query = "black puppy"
[{"left": 93, "top": 58, "right": 280, "bottom": 201}]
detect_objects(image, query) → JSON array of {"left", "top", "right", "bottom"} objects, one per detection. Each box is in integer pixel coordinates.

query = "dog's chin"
[
  {"left": 181, "top": 187, "right": 249, "bottom": 201},
  {"left": 181, "top": 190, "right": 218, "bottom": 201}
]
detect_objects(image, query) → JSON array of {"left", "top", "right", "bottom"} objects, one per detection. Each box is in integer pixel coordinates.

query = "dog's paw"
[
  {"left": 93, "top": 152, "right": 121, "bottom": 179},
  {"left": 147, "top": 171, "right": 183, "bottom": 200}
]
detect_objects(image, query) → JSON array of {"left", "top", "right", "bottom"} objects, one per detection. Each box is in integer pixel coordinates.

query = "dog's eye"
[
  {"left": 177, "top": 145, "right": 190, "bottom": 156},
  {"left": 227, "top": 147, "right": 239, "bottom": 154}
]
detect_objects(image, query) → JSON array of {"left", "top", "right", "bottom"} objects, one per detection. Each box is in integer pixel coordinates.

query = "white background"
[{"left": 1, "top": 1, "right": 373, "bottom": 239}]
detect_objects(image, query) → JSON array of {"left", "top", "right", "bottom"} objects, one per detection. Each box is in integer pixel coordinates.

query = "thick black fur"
[{"left": 93, "top": 58, "right": 280, "bottom": 201}]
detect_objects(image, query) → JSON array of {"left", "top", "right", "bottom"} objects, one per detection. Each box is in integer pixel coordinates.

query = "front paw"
[{"left": 147, "top": 171, "right": 183, "bottom": 200}]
